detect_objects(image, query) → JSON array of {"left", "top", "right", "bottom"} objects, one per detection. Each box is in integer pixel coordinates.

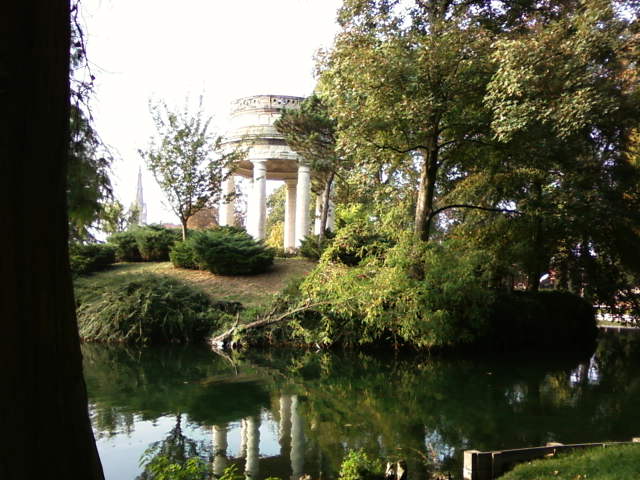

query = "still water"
[{"left": 84, "top": 330, "right": 640, "bottom": 479}]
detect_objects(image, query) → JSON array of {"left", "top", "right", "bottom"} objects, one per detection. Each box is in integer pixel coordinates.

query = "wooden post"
[{"left": 463, "top": 450, "right": 492, "bottom": 480}]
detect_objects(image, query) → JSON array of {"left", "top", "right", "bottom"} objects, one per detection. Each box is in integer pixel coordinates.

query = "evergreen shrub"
[
  {"left": 134, "top": 225, "right": 180, "bottom": 261},
  {"left": 169, "top": 239, "right": 199, "bottom": 269},
  {"left": 76, "top": 274, "right": 229, "bottom": 344},
  {"left": 298, "top": 231, "right": 335, "bottom": 260},
  {"left": 69, "top": 243, "right": 116, "bottom": 275},
  {"left": 108, "top": 230, "right": 140, "bottom": 261},
  {"left": 190, "top": 227, "right": 274, "bottom": 275}
]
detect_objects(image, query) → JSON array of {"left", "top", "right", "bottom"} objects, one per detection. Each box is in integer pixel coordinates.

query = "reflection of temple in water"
[{"left": 211, "top": 394, "right": 309, "bottom": 480}]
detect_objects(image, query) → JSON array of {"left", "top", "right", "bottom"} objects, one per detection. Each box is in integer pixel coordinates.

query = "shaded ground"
[{"left": 78, "top": 258, "right": 315, "bottom": 307}]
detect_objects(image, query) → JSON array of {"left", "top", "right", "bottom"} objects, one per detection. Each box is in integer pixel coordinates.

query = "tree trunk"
[
  {"left": 317, "top": 172, "right": 335, "bottom": 244},
  {"left": 181, "top": 217, "right": 189, "bottom": 240},
  {"left": 1, "top": 2, "right": 104, "bottom": 479},
  {"left": 414, "top": 144, "right": 439, "bottom": 242}
]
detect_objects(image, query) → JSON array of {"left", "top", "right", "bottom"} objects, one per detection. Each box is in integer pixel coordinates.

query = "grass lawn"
[
  {"left": 74, "top": 258, "right": 315, "bottom": 308},
  {"left": 500, "top": 444, "right": 640, "bottom": 480}
]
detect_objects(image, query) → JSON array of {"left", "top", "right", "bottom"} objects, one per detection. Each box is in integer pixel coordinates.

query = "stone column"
[
  {"left": 245, "top": 416, "right": 260, "bottom": 479},
  {"left": 212, "top": 424, "right": 229, "bottom": 477},
  {"left": 290, "top": 395, "right": 305, "bottom": 480},
  {"left": 314, "top": 195, "right": 322, "bottom": 235},
  {"left": 218, "top": 172, "right": 236, "bottom": 227},
  {"left": 247, "top": 160, "right": 267, "bottom": 240},
  {"left": 279, "top": 395, "right": 292, "bottom": 457},
  {"left": 294, "top": 163, "right": 311, "bottom": 248},
  {"left": 284, "top": 180, "right": 297, "bottom": 252}
]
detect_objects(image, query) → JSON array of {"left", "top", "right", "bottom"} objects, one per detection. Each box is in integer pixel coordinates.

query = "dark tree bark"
[
  {"left": 0, "top": 2, "right": 105, "bottom": 479},
  {"left": 415, "top": 136, "right": 439, "bottom": 243},
  {"left": 317, "top": 171, "right": 335, "bottom": 244}
]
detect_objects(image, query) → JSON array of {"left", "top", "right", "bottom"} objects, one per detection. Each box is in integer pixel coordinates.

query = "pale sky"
[{"left": 79, "top": 0, "right": 342, "bottom": 225}]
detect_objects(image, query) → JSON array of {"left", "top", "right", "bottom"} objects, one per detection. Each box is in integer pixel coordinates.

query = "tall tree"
[
  {"left": 1, "top": 1, "right": 104, "bottom": 478},
  {"left": 482, "top": 0, "right": 640, "bottom": 293},
  {"left": 67, "top": 104, "right": 113, "bottom": 241},
  {"left": 140, "top": 98, "right": 239, "bottom": 240},
  {"left": 275, "top": 94, "right": 340, "bottom": 241},
  {"left": 67, "top": 10, "right": 114, "bottom": 242},
  {"left": 319, "top": 0, "right": 496, "bottom": 242}
]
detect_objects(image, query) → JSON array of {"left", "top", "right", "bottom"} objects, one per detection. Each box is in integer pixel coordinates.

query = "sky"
[{"left": 79, "top": 0, "right": 343, "bottom": 225}]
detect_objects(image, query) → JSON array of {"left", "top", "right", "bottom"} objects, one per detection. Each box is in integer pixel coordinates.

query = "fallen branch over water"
[{"left": 208, "top": 300, "right": 331, "bottom": 350}]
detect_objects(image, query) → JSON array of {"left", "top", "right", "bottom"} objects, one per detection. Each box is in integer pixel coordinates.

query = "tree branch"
[
  {"left": 209, "top": 300, "right": 335, "bottom": 350},
  {"left": 428, "top": 203, "right": 522, "bottom": 223}
]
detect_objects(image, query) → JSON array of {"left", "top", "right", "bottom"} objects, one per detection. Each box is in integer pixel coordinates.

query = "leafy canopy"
[{"left": 139, "top": 96, "right": 241, "bottom": 239}]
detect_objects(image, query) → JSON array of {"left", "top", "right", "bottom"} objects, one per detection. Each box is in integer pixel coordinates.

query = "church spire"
[{"left": 133, "top": 166, "right": 147, "bottom": 225}]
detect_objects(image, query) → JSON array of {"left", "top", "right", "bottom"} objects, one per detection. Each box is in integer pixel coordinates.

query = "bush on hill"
[
  {"left": 108, "top": 225, "right": 180, "bottom": 262},
  {"left": 188, "top": 227, "right": 274, "bottom": 275},
  {"left": 169, "top": 238, "right": 199, "bottom": 270},
  {"left": 69, "top": 242, "right": 116, "bottom": 275},
  {"left": 108, "top": 230, "right": 140, "bottom": 262},
  {"left": 134, "top": 225, "right": 180, "bottom": 261},
  {"left": 76, "top": 274, "right": 233, "bottom": 344}
]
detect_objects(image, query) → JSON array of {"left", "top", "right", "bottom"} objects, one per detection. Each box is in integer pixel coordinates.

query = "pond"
[{"left": 84, "top": 329, "right": 640, "bottom": 479}]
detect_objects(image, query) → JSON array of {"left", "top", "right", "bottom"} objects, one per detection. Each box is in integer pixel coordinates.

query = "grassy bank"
[
  {"left": 500, "top": 444, "right": 640, "bottom": 480},
  {"left": 74, "top": 258, "right": 315, "bottom": 308}
]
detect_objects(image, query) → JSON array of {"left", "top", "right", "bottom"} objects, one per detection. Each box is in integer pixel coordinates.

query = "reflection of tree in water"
[
  {"left": 247, "top": 342, "right": 640, "bottom": 478},
  {"left": 83, "top": 343, "right": 271, "bottom": 437},
  {"left": 83, "top": 332, "right": 640, "bottom": 479},
  {"left": 137, "top": 413, "right": 209, "bottom": 480}
]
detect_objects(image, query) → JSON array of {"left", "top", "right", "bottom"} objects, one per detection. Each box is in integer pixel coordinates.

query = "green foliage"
[
  {"left": 285, "top": 233, "right": 598, "bottom": 350},
  {"left": 274, "top": 95, "right": 340, "bottom": 236},
  {"left": 218, "top": 464, "right": 244, "bottom": 480},
  {"left": 68, "top": 19, "right": 114, "bottom": 242},
  {"left": 318, "top": 204, "right": 393, "bottom": 266},
  {"left": 293, "top": 237, "right": 495, "bottom": 348},
  {"left": 100, "top": 200, "right": 143, "bottom": 236},
  {"left": 69, "top": 242, "right": 116, "bottom": 275},
  {"left": 138, "top": 455, "right": 208, "bottom": 480},
  {"left": 338, "top": 449, "right": 384, "bottom": 480},
  {"left": 265, "top": 185, "right": 286, "bottom": 247},
  {"left": 275, "top": 94, "right": 337, "bottom": 171},
  {"left": 139, "top": 96, "right": 241, "bottom": 239},
  {"left": 108, "top": 230, "right": 141, "bottom": 262},
  {"left": 67, "top": 105, "right": 113, "bottom": 241},
  {"left": 314, "top": 0, "right": 640, "bottom": 314},
  {"left": 76, "top": 274, "right": 229, "bottom": 344},
  {"left": 190, "top": 227, "right": 274, "bottom": 276},
  {"left": 134, "top": 225, "right": 180, "bottom": 262},
  {"left": 500, "top": 444, "right": 640, "bottom": 480}
]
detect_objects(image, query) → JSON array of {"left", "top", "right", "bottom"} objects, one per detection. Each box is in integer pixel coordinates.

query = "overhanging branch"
[{"left": 428, "top": 203, "right": 522, "bottom": 223}]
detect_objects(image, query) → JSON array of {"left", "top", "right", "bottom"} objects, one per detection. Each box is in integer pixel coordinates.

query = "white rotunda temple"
[{"left": 219, "top": 94, "right": 314, "bottom": 250}]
